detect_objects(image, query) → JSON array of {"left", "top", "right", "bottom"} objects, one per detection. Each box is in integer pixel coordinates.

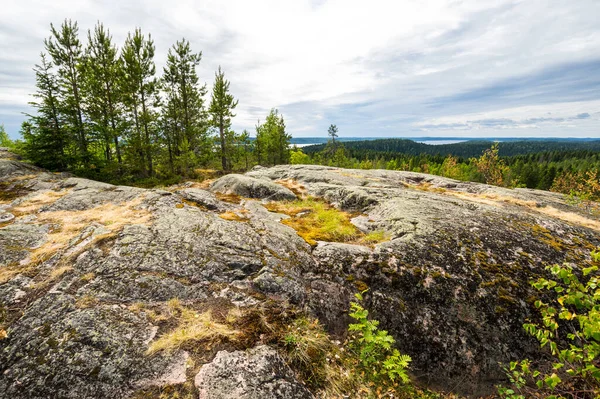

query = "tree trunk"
[
  {"left": 220, "top": 119, "right": 227, "bottom": 171},
  {"left": 140, "top": 83, "right": 153, "bottom": 177}
]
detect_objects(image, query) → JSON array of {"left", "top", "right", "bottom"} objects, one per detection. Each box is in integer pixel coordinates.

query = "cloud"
[{"left": 1, "top": 0, "right": 600, "bottom": 139}]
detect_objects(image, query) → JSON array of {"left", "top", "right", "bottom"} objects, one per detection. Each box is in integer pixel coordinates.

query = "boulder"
[
  {"left": 194, "top": 345, "right": 313, "bottom": 399},
  {"left": 210, "top": 174, "right": 296, "bottom": 201}
]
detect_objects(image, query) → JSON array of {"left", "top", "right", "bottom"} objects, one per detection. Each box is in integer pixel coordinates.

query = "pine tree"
[
  {"left": 328, "top": 124, "right": 338, "bottom": 145},
  {"left": 84, "top": 22, "right": 123, "bottom": 165},
  {"left": 208, "top": 66, "right": 238, "bottom": 171},
  {"left": 255, "top": 109, "right": 290, "bottom": 166},
  {"left": 24, "top": 53, "right": 69, "bottom": 169},
  {"left": 45, "top": 19, "right": 88, "bottom": 165},
  {"left": 162, "top": 39, "right": 208, "bottom": 171},
  {"left": 121, "top": 28, "right": 158, "bottom": 176},
  {"left": 0, "top": 125, "right": 13, "bottom": 148},
  {"left": 238, "top": 129, "right": 252, "bottom": 170}
]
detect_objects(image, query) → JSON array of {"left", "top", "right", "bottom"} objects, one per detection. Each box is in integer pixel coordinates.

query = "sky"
[{"left": 1, "top": 0, "right": 600, "bottom": 139}]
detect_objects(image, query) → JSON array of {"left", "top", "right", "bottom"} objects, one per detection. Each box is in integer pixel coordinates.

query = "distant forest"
[
  {"left": 292, "top": 134, "right": 600, "bottom": 205},
  {"left": 302, "top": 138, "right": 600, "bottom": 158},
  {"left": 11, "top": 19, "right": 291, "bottom": 186}
]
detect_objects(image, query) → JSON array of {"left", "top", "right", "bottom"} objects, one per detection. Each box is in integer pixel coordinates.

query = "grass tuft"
[
  {"left": 265, "top": 197, "right": 360, "bottom": 245},
  {"left": 215, "top": 192, "right": 242, "bottom": 204},
  {"left": 218, "top": 210, "right": 249, "bottom": 222},
  {"left": 146, "top": 303, "right": 240, "bottom": 355},
  {"left": 265, "top": 197, "right": 389, "bottom": 247}
]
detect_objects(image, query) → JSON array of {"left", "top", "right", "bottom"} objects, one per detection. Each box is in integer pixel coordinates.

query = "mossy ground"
[{"left": 265, "top": 196, "right": 389, "bottom": 247}]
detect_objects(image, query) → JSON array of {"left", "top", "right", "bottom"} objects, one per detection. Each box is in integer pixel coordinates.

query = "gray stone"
[
  {"left": 210, "top": 174, "right": 296, "bottom": 201},
  {"left": 194, "top": 345, "right": 314, "bottom": 399}
]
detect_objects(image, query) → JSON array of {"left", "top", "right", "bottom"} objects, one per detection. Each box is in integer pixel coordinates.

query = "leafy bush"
[
  {"left": 348, "top": 291, "right": 412, "bottom": 386},
  {"left": 498, "top": 250, "right": 600, "bottom": 399}
]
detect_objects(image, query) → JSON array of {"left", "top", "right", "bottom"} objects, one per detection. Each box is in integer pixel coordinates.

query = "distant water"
[{"left": 415, "top": 140, "right": 467, "bottom": 145}]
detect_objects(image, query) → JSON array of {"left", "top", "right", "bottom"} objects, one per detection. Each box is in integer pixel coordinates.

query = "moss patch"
[{"left": 266, "top": 197, "right": 387, "bottom": 247}]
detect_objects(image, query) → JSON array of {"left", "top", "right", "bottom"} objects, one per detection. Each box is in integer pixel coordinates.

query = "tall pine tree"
[
  {"left": 84, "top": 23, "right": 123, "bottom": 165},
  {"left": 45, "top": 19, "right": 88, "bottom": 165},
  {"left": 121, "top": 28, "right": 158, "bottom": 176},
  {"left": 208, "top": 67, "right": 238, "bottom": 171},
  {"left": 162, "top": 39, "right": 208, "bottom": 172},
  {"left": 24, "top": 53, "right": 69, "bottom": 169}
]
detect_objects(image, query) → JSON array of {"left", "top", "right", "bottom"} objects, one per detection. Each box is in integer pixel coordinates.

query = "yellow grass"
[
  {"left": 265, "top": 197, "right": 360, "bottom": 246},
  {"left": 442, "top": 190, "right": 600, "bottom": 231},
  {"left": 218, "top": 210, "right": 249, "bottom": 222},
  {"left": 275, "top": 179, "right": 305, "bottom": 197},
  {"left": 537, "top": 206, "right": 600, "bottom": 231},
  {"left": 49, "top": 265, "right": 73, "bottom": 280},
  {"left": 359, "top": 230, "right": 391, "bottom": 245},
  {"left": 75, "top": 294, "right": 99, "bottom": 309},
  {"left": 1, "top": 194, "right": 151, "bottom": 284},
  {"left": 265, "top": 197, "right": 391, "bottom": 247},
  {"left": 215, "top": 192, "right": 242, "bottom": 204},
  {"left": 10, "top": 189, "right": 70, "bottom": 214},
  {"left": 146, "top": 307, "right": 239, "bottom": 355}
]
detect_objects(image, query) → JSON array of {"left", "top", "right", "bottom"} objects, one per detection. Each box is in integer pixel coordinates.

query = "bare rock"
[
  {"left": 194, "top": 345, "right": 313, "bottom": 399},
  {"left": 210, "top": 174, "right": 296, "bottom": 201}
]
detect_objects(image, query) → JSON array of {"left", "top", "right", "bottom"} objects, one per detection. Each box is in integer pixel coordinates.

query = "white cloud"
[{"left": 1, "top": 0, "right": 600, "bottom": 138}]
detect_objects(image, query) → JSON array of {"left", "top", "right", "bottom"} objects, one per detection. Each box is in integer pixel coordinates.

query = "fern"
[{"left": 348, "top": 291, "right": 412, "bottom": 386}]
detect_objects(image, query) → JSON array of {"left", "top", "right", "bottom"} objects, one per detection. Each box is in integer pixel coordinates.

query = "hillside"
[
  {"left": 302, "top": 138, "right": 600, "bottom": 158},
  {"left": 1, "top": 147, "right": 599, "bottom": 398}
]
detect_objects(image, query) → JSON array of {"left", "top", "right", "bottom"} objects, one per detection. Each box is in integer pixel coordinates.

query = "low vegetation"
[
  {"left": 140, "top": 294, "right": 434, "bottom": 398},
  {"left": 0, "top": 193, "right": 151, "bottom": 285},
  {"left": 265, "top": 197, "right": 359, "bottom": 245},
  {"left": 498, "top": 250, "right": 600, "bottom": 398},
  {"left": 146, "top": 299, "right": 240, "bottom": 355},
  {"left": 265, "top": 196, "right": 389, "bottom": 246},
  {"left": 295, "top": 139, "right": 600, "bottom": 197}
]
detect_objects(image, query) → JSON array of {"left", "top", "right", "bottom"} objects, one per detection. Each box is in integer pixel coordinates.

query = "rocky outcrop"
[
  {"left": 210, "top": 173, "right": 296, "bottom": 201},
  {"left": 194, "top": 345, "right": 313, "bottom": 399},
  {"left": 0, "top": 154, "right": 598, "bottom": 398}
]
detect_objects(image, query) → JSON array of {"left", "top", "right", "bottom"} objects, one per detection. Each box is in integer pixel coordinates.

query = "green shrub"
[
  {"left": 348, "top": 291, "right": 412, "bottom": 386},
  {"left": 498, "top": 250, "right": 600, "bottom": 399}
]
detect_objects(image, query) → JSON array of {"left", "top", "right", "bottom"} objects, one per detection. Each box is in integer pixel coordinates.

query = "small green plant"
[
  {"left": 348, "top": 291, "right": 412, "bottom": 386},
  {"left": 498, "top": 250, "right": 600, "bottom": 399}
]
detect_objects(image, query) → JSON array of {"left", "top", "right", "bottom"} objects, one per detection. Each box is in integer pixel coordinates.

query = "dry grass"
[
  {"left": 537, "top": 206, "right": 600, "bottom": 231},
  {"left": 218, "top": 210, "right": 249, "bottom": 222},
  {"left": 49, "top": 265, "right": 73, "bottom": 280},
  {"left": 1, "top": 195, "right": 151, "bottom": 285},
  {"left": 283, "top": 317, "right": 354, "bottom": 397},
  {"left": 275, "top": 179, "right": 305, "bottom": 197},
  {"left": 411, "top": 182, "right": 447, "bottom": 194},
  {"left": 442, "top": 190, "right": 600, "bottom": 231},
  {"left": 9, "top": 189, "right": 69, "bottom": 214},
  {"left": 26, "top": 196, "right": 151, "bottom": 261},
  {"left": 215, "top": 192, "right": 242, "bottom": 204},
  {"left": 146, "top": 303, "right": 240, "bottom": 355},
  {"left": 75, "top": 294, "right": 99, "bottom": 309}
]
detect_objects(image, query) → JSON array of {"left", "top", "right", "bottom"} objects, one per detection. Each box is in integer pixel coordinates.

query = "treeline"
[
  {"left": 292, "top": 141, "right": 600, "bottom": 198},
  {"left": 19, "top": 19, "right": 291, "bottom": 185},
  {"left": 303, "top": 138, "right": 600, "bottom": 159}
]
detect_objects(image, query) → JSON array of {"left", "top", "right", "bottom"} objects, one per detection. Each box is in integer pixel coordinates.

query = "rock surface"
[
  {"left": 0, "top": 154, "right": 599, "bottom": 398},
  {"left": 210, "top": 173, "right": 296, "bottom": 200},
  {"left": 194, "top": 345, "right": 313, "bottom": 399}
]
